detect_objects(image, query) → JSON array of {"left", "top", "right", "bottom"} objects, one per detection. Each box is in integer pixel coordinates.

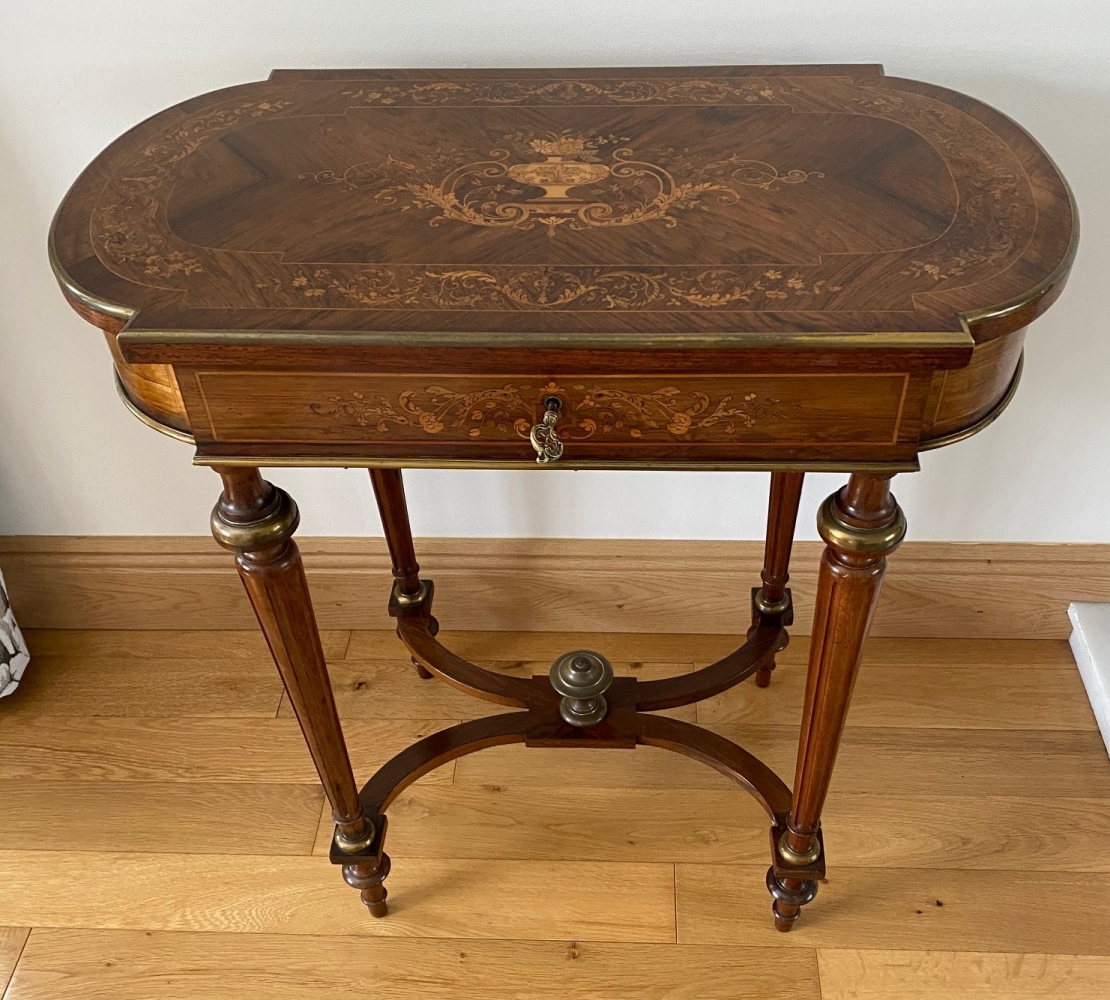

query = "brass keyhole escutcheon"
[{"left": 529, "top": 396, "right": 564, "bottom": 464}]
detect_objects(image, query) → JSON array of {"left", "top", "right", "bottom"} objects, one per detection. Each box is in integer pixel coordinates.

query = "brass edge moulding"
[
  {"left": 817, "top": 495, "right": 907, "bottom": 554},
  {"left": 113, "top": 370, "right": 196, "bottom": 445},
  {"left": 48, "top": 210, "right": 135, "bottom": 324},
  {"left": 192, "top": 455, "right": 922, "bottom": 473},
  {"left": 210, "top": 488, "right": 300, "bottom": 551},
  {"left": 117, "top": 327, "right": 975, "bottom": 354},
  {"left": 959, "top": 172, "right": 1079, "bottom": 337},
  {"left": 918, "top": 351, "right": 1024, "bottom": 452}
]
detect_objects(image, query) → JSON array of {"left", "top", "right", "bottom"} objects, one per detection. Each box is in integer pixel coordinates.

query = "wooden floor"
[{"left": 2, "top": 626, "right": 1109, "bottom": 999}]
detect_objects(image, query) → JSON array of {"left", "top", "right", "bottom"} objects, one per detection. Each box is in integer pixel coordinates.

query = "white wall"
[{"left": 1, "top": 1, "right": 1108, "bottom": 542}]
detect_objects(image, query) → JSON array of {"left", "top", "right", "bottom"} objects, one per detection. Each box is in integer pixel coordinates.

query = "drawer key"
[{"left": 529, "top": 396, "right": 564, "bottom": 464}]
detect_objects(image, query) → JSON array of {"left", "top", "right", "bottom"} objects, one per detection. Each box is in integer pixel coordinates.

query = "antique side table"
[{"left": 50, "top": 66, "right": 1076, "bottom": 930}]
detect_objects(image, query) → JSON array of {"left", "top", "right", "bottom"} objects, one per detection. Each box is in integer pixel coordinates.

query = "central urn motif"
[
  {"left": 301, "top": 130, "right": 822, "bottom": 235},
  {"left": 506, "top": 136, "right": 612, "bottom": 204}
]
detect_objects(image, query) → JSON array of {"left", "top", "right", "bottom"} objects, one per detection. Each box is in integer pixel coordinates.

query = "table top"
[{"left": 51, "top": 65, "right": 1075, "bottom": 352}]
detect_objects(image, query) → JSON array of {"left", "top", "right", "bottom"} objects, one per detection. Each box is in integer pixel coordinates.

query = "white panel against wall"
[{"left": 1, "top": 1, "right": 1107, "bottom": 540}]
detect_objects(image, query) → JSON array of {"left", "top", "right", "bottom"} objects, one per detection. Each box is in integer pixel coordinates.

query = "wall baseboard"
[{"left": 1, "top": 535, "right": 1107, "bottom": 638}]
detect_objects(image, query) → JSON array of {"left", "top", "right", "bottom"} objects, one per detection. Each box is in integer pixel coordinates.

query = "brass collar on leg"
[
  {"left": 334, "top": 822, "right": 377, "bottom": 854},
  {"left": 778, "top": 829, "right": 822, "bottom": 866},
  {"left": 210, "top": 488, "right": 299, "bottom": 552},
  {"left": 816, "top": 495, "right": 907, "bottom": 555},
  {"left": 391, "top": 580, "right": 429, "bottom": 607}
]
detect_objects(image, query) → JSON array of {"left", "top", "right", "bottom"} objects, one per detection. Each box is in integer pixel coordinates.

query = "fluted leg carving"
[
  {"left": 369, "top": 468, "right": 435, "bottom": 678},
  {"left": 753, "top": 471, "right": 804, "bottom": 687},
  {"left": 211, "top": 467, "right": 380, "bottom": 906},
  {"left": 769, "top": 473, "right": 905, "bottom": 931}
]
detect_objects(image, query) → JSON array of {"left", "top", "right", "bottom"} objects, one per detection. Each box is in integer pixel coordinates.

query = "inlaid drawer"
[{"left": 181, "top": 370, "right": 926, "bottom": 466}]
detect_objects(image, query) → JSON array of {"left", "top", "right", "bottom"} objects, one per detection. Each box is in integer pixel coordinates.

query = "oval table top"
[{"left": 51, "top": 65, "right": 1076, "bottom": 355}]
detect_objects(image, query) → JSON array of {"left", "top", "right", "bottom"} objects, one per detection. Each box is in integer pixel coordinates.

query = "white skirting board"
[{"left": 1068, "top": 602, "right": 1110, "bottom": 758}]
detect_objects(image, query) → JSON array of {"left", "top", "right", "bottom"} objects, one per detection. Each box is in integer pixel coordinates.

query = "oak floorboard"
[
  {"left": 0, "top": 927, "right": 30, "bottom": 998},
  {"left": 344, "top": 632, "right": 1077, "bottom": 668},
  {"left": 7, "top": 929, "right": 821, "bottom": 1000},
  {"left": 0, "top": 852, "right": 675, "bottom": 942},
  {"left": 5, "top": 629, "right": 1106, "bottom": 996},
  {"left": 0, "top": 717, "right": 455, "bottom": 784},
  {"left": 292, "top": 659, "right": 696, "bottom": 722},
  {"left": 816, "top": 949, "right": 1110, "bottom": 999},
  {"left": 676, "top": 864, "right": 1110, "bottom": 955},
  {"left": 310, "top": 787, "right": 1110, "bottom": 873},
  {"left": 0, "top": 781, "right": 322, "bottom": 855},
  {"left": 454, "top": 726, "right": 1110, "bottom": 797},
  {"left": 345, "top": 629, "right": 745, "bottom": 662},
  {"left": 4, "top": 656, "right": 284, "bottom": 718},
  {"left": 699, "top": 650, "right": 1096, "bottom": 729},
  {"left": 22, "top": 629, "right": 351, "bottom": 660}
]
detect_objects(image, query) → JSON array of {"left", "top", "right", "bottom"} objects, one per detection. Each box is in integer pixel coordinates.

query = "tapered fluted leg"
[
  {"left": 769, "top": 473, "right": 906, "bottom": 931},
  {"left": 753, "top": 471, "right": 804, "bottom": 687},
  {"left": 211, "top": 467, "right": 384, "bottom": 911},
  {"left": 369, "top": 468, "right": 436, "bottom": 678}
]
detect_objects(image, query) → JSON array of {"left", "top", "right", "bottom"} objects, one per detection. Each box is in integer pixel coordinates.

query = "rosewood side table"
[{"left": 50, "top": 65, "right": 1076, "bottom": 930}]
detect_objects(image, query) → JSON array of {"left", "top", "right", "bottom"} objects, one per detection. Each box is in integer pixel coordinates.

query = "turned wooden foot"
[
  {"left": 767, "top": 869, "right": 819, "bottom": 931},
  {"left": 753, "top": 472, "right": 804, "bottom": 688},
  {"left": 768, "top": 473, "right": 905, "bottom": 929},
  {"left": 344, "top": 853, "right": 392, "bottom": 917}
]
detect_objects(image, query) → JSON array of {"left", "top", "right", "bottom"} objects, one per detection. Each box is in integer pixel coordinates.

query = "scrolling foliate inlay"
[
  {"left": 300, "top": 131, "right": 822, "bottom": 235},
  {"left": 95, "top": 99, "right": 294, "bottom": 279},
  {"left": 336, "top": 78, "right": 800, "bottom": 107},
  {"left": 88, "top": 77, "right": 1035, "bottom": 317},
  {"left": 277, "top": 265, "right": 843, "bottom": 311},
  {"left": 308, "top": 381, "right": 801, "bottom": 441},
  {"left": 850, "top": 90, "right": 1031, "bottom": 284},
  {"left": 310, "top": 384, "right": 534, "bottom": 437}
]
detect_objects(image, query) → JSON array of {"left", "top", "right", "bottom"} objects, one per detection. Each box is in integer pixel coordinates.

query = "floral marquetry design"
[
  {"left": 307, "top": 380, "right": 802, "bottom": 443},
  {"left": 68, "top": 68, "right": 1068, "bottom": 341},
  {"left": 94, "top": 98, "right": 296, "bottom": 280},
  {"left": 310, "top": 385, "right": 535, "bottom": 438},
  {"left": 280, "top": 266, "right": 843, "bottom": 312},
  {"left": 301, "top": 131, "right": 822, "bottom": 236},
  {"left": 336, "top": 78, "right": 800, "bottom": 108},
  {"left": 571, "top": 386, "right": 800, "bottom": 439}
]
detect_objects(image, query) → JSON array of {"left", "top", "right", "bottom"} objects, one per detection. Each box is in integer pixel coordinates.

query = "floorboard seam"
[{"left": 0, "top": 928, "right": 31, "bottom": 1000}]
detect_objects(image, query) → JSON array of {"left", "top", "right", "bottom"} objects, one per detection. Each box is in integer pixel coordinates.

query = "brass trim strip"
[
  {"left": 191, "top": 454, "right": 920, "bottom": 473},
  {"left": 113, "top": 370, "right": 196, "bottom": 445},
  {"left": 118, "top": 327, "right": 975, "bottom": 353},
  {"left": 918, "top": 351, "right": 1024, "bottom": 452}
]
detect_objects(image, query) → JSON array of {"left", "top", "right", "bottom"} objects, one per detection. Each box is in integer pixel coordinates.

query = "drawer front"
[{"left": 183, "top": 370, "right": 923, "bottom": 464}]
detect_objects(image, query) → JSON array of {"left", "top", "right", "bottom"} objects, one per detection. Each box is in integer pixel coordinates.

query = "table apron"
[{"left": 176, "top": 367, "right": 933, "bottom": 467}]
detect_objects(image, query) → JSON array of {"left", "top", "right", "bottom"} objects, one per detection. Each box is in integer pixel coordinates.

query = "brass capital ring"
[
  {"left": 753, "top": 590, "right": 791, "bottom": 616},
  {"left": 392, "top": 580, "right": 429, "bottom": 606},
  {"left": 210, "top": 488, "right": 299, "bottom": 552},
  {"left": 334, "top": 820, "right": 377, "bottom": 855},
  {"left": 817, "top": 494, "right": 907, "bottom": 555},
  {"left": 778, "top": 829, "right": 822, "bottom": 866}
]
